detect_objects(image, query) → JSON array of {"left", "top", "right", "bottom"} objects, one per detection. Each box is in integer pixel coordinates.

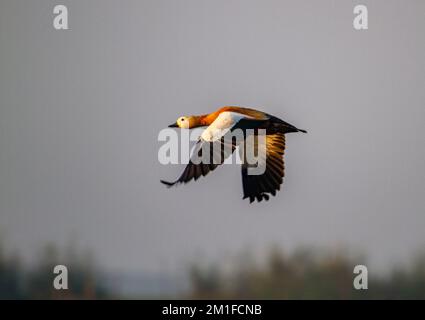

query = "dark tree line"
[
  {"left": 189, "top": 247, "right": 425, "bottom": 299},
  {"left": 0, "top": 241, "right": 108, "bottom": 299}
]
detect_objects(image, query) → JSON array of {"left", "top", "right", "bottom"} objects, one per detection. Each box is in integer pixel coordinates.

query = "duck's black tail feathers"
[{"left": 268, "top": 115, "right": 307, "bottom": 134}]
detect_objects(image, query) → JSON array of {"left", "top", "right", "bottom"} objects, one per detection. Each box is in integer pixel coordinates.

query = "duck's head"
[{"left": 169, "top": 116, "right": 200, "bottom": 129}]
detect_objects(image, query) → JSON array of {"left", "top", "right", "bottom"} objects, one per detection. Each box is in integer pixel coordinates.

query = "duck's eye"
[{"left": 181, "top": 118, "right": 185, "bottom": 121}]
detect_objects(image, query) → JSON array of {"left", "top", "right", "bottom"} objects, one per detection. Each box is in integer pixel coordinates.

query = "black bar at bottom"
[{"left": 0, "top": 299, "right": 420, "bottom": 318}]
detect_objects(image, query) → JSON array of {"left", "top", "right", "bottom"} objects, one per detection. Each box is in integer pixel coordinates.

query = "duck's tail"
[{"left": 269, "top": 116, "right": 307, "bottom": 134}]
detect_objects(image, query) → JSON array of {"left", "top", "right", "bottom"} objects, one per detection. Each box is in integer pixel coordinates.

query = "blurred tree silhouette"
[
  {"left": 1, "top": 235, "right": 424, "bottom": 299},
  {"left": 0, "top": 239, "right": 109, "bottom": 299},
  {"left": 0, "top": 244, "right": 24, "bottom": 299},
  {"left": 188, "top": 247, "right": 425, "bottom": 299}
]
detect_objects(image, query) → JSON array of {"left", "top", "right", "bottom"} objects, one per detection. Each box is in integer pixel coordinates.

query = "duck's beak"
[{"left": 168, "top": 122, "right": 178, "bottom": 128}]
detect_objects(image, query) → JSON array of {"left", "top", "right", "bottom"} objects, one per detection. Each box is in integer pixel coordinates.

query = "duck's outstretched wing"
[
  {"left": 160, "top": 136, "right": 236, "bottom": 187},
  {"left": 160, "top": 111, "right": 252, "bottom": 187},
  {"left": 240, "top": 132, "right": 286, "bottom": 203}
]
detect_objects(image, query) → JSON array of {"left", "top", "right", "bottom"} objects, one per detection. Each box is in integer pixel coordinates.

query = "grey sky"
[{"left": 0, "top": 0, "right": 424, "bottom": 274}]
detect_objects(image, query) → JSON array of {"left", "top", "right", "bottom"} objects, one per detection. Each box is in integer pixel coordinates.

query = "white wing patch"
[{"left": 201, "top": 111, "right": 253, "bottom": 142}]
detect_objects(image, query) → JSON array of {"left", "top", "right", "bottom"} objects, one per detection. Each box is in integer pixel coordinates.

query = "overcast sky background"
[{"left": 1, "top": 0, "right": 424, "bottom": 275}]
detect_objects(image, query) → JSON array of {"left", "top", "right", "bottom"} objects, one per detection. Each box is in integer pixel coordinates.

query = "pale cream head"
[{"left": 176, "top": 116, "right": 190, "bottom": 129}]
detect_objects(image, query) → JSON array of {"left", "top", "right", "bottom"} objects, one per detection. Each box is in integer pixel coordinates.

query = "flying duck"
[{"left": 161, "top": 106, "right": 306, "bottom": 203}]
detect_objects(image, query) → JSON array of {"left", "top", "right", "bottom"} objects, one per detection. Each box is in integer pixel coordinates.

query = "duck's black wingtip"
[
  {"left": 298, "top": 128, "right": 308, "bottom": 133},
  {"left": 160, "top": 179, "right": 176, "bottom": 187}
]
